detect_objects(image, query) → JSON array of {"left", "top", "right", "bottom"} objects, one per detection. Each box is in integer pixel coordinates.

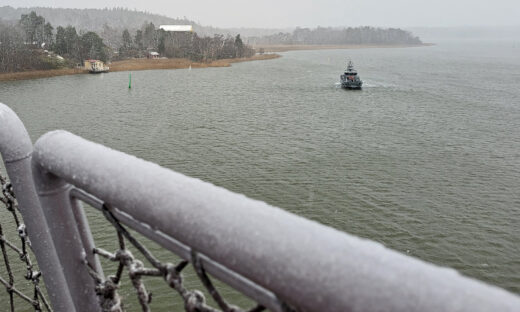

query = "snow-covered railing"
[{"left": 1, "top": 102, "right": 520, "bottom": 312}]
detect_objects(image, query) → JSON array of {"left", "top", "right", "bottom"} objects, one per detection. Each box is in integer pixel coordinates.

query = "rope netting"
[
  {"left": 85, "top": 204, "right": 293, "bottom": 312},
  {"left": 1, "top": 170, "right": 294, "bottom": 312},
  {"left": 0, "top": 174, "right": 52, "bottom": 312},
  {"left": 85, "top": 203, "right": 290, "bottom": 312}
]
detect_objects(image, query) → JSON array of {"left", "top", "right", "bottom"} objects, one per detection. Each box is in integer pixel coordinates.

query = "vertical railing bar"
[
  {"left": 0, "top": 103, "right": 76, "bottom": 311},
  {"left": 69, "top": 197, "right": 104, "bottom": 280},
  {"left": 31, "top": 165, "right": 101, "bottom": 312}
]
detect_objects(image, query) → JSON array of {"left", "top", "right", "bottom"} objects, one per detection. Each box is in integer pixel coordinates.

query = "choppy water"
[{"left": 1, "top": 39, "right": 519, "bottom": 310}]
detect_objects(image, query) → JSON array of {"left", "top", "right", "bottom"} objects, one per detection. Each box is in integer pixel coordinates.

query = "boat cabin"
[{"left": 84, "top": 59, "right": 109, "bottom": 73}]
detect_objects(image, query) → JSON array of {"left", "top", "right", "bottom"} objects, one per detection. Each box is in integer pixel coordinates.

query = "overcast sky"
[{"left": 2, "top": 0, "right": 519, "bottom": 28}]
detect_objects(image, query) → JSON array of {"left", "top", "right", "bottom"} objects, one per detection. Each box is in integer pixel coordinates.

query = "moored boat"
[{"left": 84, "top": 59, "right": 109, "bottom": 73}]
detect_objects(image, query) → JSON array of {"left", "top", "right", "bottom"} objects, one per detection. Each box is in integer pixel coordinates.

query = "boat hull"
[
  {"left": 341, "top": 82, "right": 363, "bottom": 90},
  {"left": 89, "top": 68, "right": 109, "bottom": 74}
]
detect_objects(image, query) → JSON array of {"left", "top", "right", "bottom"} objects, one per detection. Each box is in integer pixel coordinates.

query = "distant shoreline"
[
  {"left": 0, "top": 54, "right": 281, "bottom": 82},
  {"left": 254, "top": 43, "right": 433, "bottom": 53},
  {"left": 0, "top": 44, "right": 432, "bottom": 82}
]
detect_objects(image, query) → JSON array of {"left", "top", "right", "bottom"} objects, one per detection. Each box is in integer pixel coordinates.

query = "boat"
[
  {"left": 84, "top": 59, "right": 109, "bottom": 73},
  {"left": 340, "top": 61, "right": 362, "bottom": 90}
]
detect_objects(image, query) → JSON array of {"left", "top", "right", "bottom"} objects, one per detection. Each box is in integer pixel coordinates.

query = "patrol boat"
[{"left": 340, "top": 61, "right": 362, "bottom": 90}]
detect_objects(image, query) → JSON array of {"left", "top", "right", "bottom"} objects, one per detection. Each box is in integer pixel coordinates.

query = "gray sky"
[{"left": 2, "top": 0, "right": 519, "bottom": 28}]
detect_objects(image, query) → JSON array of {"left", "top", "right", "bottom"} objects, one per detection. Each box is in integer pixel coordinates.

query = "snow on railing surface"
[{"left": 1, "top": 102, "right": 520, "bottom": 312}]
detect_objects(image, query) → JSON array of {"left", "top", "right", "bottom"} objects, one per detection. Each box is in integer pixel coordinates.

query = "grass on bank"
[{"left": 0, "top": 54, "right": 281, "bottom": 82}]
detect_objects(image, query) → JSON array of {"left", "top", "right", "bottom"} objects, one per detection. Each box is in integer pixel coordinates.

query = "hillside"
[
  {"left": 0, "top": 6, "right": 287, "bottom": 37},
  {"left": 0, "top": 6, "right": 423, "bottom": 46},
  {"left": 0, "top": 6, "right": 197, "bottom": 32}
]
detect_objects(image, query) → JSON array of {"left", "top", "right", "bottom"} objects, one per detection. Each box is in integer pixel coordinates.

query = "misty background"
[{"left": 1, "top": 0, "right": 519, "bottom": 29}]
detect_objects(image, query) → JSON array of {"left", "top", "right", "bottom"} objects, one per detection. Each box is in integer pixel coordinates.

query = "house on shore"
[{"left": 148, "top": 51, "right": 160, "bottom": 59}]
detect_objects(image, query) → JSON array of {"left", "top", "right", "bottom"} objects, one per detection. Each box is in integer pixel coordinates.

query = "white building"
[
  {"left": 148, "top": 51, "right": 160, "bottom": 59},
  {"left": 159, "top": 25, "right": 193, "bottom": 32}
]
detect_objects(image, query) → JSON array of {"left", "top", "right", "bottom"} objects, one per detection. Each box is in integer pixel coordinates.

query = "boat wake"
[
  {"left": 334, "top": 80, "right": 399, "bottom": 90},
  {"left": 362, "top": 81, "right": 398, "bottom": 88},
  {"left": 361, "top": 82, "right": 378, "bottom": 88}
]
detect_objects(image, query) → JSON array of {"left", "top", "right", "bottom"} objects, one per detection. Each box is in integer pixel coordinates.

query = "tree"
[
  {"left": 158, "top": 33, "right": 165, "bottom": 55},
  {"left": 54, "top": 26, "right": 67, "bottom": 55},
  {"left": 80, "top": 31, "right": 107, "bottom": 62},
  {"left": 143, "top": 22, "right": 157, "bottom": 49},
  {"left": 64, "top": 26, "right": 80, "bottom": 60},
  {"left": 220, "top": 36, "right": 236, "bottom": 59},
  {"left": 122, "top": 29, "right": 133, "bottom": 50},
  {"left": 234, "top": 34, "right": 244, "bottom": 58},
  {"left": 1, "top": 21, "right": 60, "bottom": 73},
  {"left": 134, "top": 29, "right": 143, "bottom": 50},
  {"left": 0, "top": 22, "right": 24, "bottom": 72},
  {"left": 19, "top": 11, "right": 46, "bottom": 45},
  {"left": 119, "top": 28, "right": 133, "bottom": 57},
  {"left": 43, "top": 22, "right": 54, "bottom": 46}
]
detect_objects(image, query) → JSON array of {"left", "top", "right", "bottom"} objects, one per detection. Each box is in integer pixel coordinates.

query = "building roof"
[{"left": 159, "top": 25, "right": 193, "bottom": 32}]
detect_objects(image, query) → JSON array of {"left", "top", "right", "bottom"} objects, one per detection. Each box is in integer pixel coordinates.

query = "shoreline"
[
  {"left": 0, "top": 68, "right": 86, "bottom": 82},
  {"left": 0, "top": 54, "right": 281, "bottom": 82},
  {"left": 109, "top": 54, "right": 281, "bottom": 73},
  {"left": 253, "top": 43, "right": 433, "bottom": 53},
  {"left": 0, "top": 43, "right": 431, "bottom": 82}
]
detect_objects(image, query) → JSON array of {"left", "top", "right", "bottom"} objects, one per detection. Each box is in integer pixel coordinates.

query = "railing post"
[
  {"left": 70, "top": 197, "right": 104, "bottom": 278},
  {"left": 31, "top": 163, "right": 101, "bottom": 312},
  {"left": 0, "top": 103, "right": 76, "bottom": 311}
]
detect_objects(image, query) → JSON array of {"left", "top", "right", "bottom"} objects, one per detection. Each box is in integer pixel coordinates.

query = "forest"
[
  {"left": 0, "top": 7, "right": 424, "bottom": 74},
  {"left": 0, "top": 11, "right": 254, "bottom": 73},
  {"left": 247, "top": 26, "right": 423, "bottom": 46}
]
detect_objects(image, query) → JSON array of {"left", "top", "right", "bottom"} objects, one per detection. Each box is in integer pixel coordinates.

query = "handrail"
[
  {"left": 0, "top": 103, "right": 75, "bottom": 311},
  {"left": 31, "top": 129, "right": 520, "bottom": 312}
]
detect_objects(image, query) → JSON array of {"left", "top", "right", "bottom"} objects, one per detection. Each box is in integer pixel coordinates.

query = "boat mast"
[{"left": 347, "top": 60, "right": 354, "bottom": 72}]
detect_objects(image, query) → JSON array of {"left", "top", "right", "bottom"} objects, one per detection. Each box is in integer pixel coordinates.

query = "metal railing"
[
  {"left": 0, "top": 103, "right": 74, "bottom": 311},
  {"left": 1, "top": 102, "right": 520, "bottom": 312}
]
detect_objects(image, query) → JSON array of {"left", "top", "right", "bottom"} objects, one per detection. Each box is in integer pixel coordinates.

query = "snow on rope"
[
  {"left": 0, "top": 174, "right": 52, "bottom": 312},
  {"left": 84, "top": 203, "right": 294, "bottom": 312}
]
